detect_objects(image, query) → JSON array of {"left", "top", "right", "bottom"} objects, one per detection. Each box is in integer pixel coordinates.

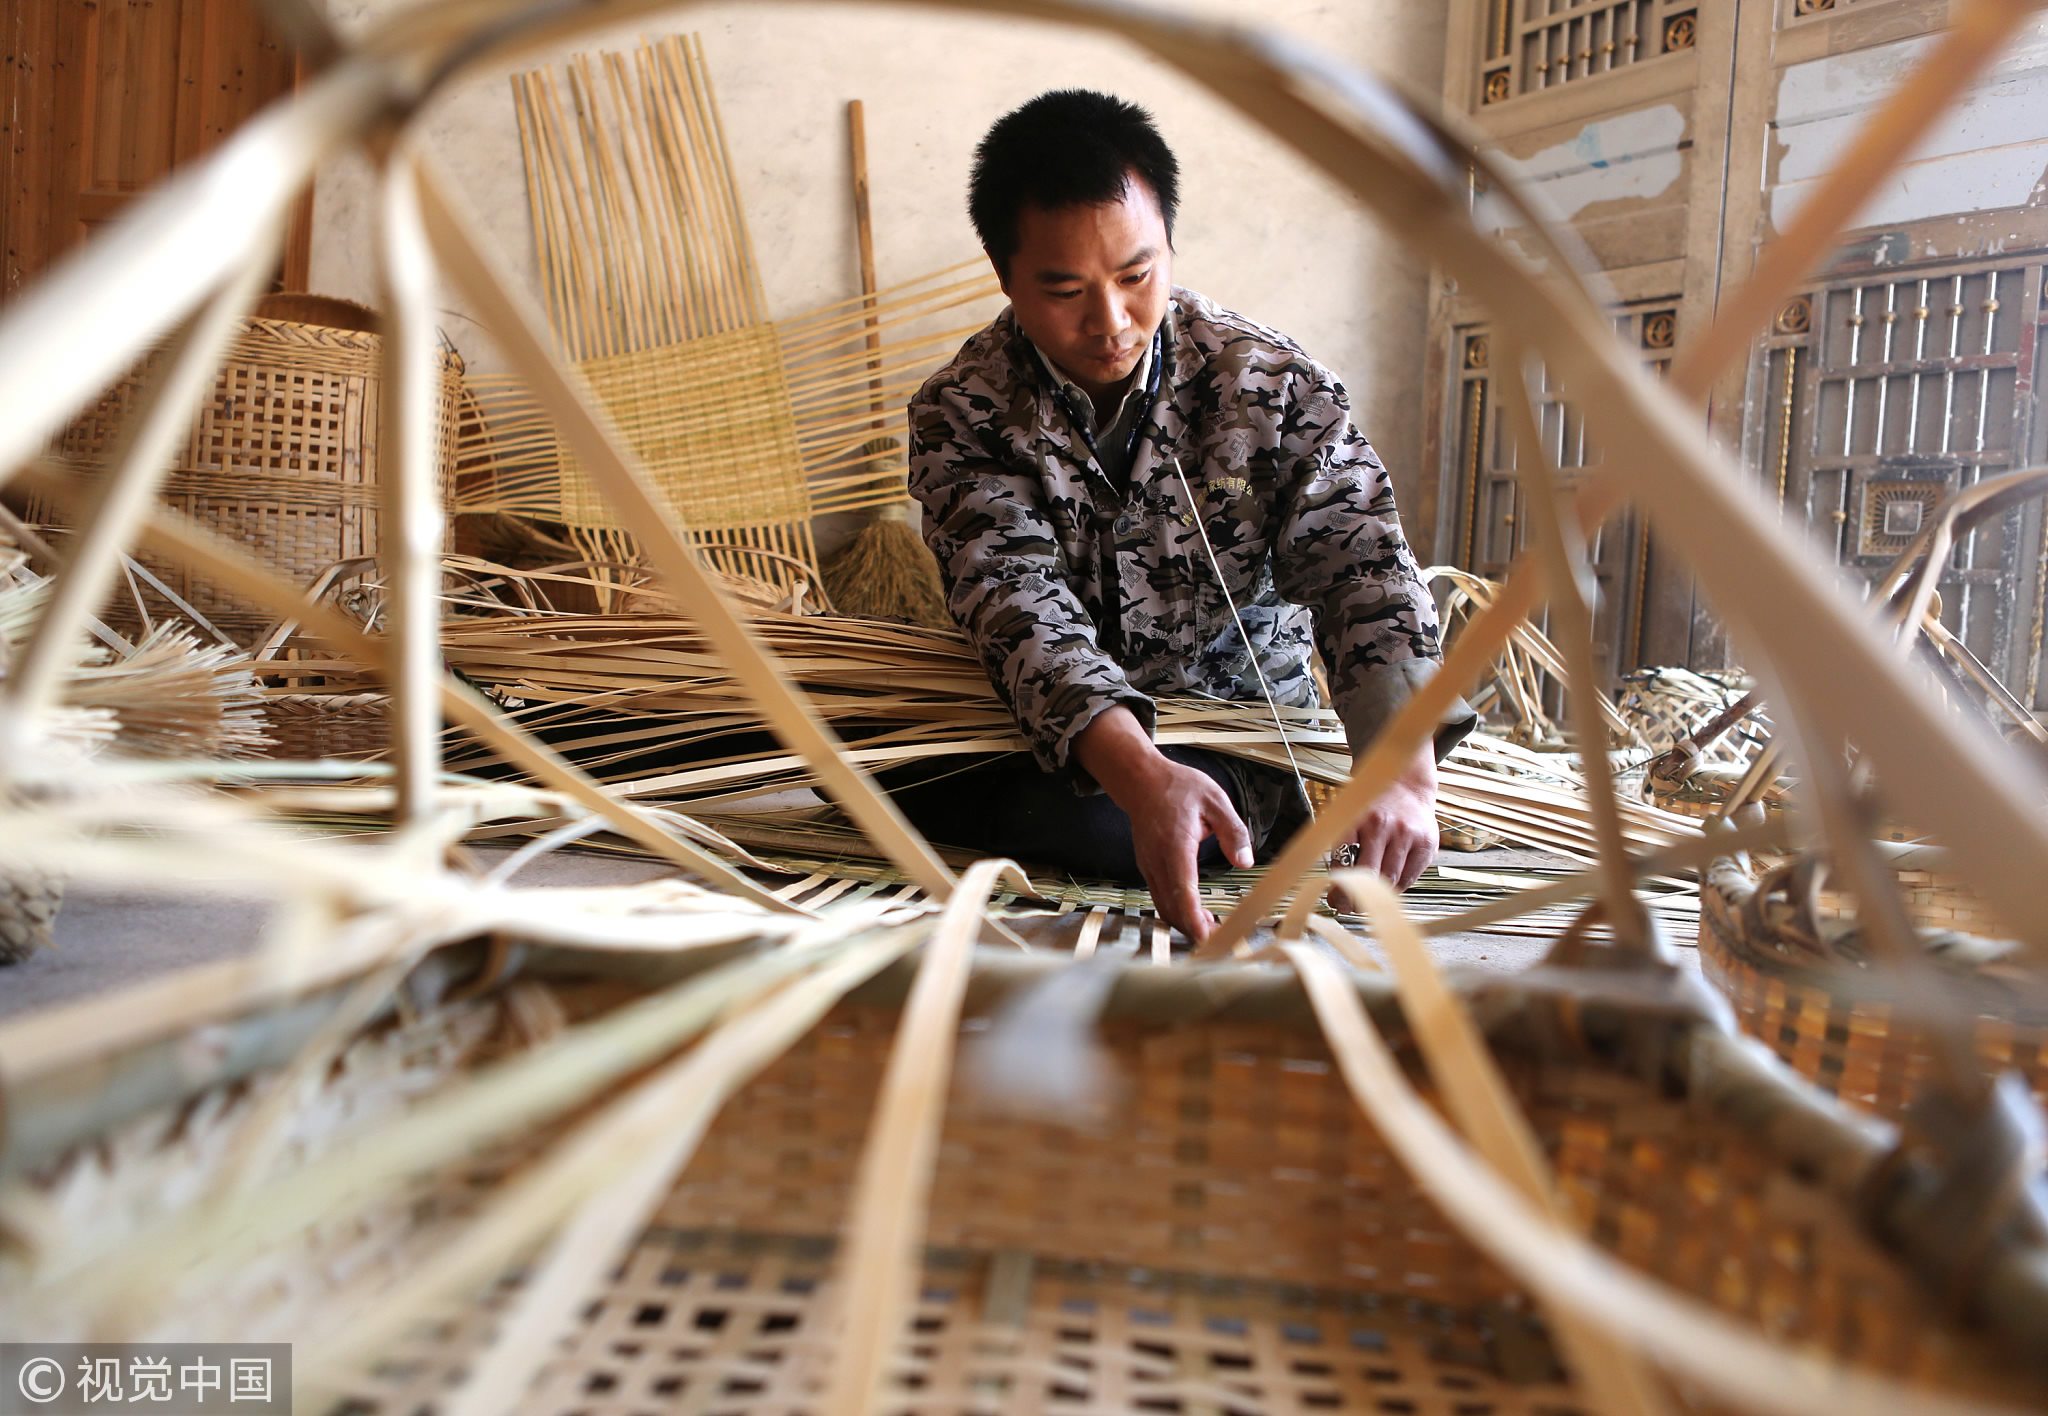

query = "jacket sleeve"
[
  {"left": 1268, "top": 372, "right": 1479, "bottom": 764},
  {"left": 907, "top": 379, "right": 1155, "bottom": 779}
]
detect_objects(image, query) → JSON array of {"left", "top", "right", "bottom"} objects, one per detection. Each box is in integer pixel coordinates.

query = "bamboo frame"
[
  {"left": 455, "top": 37, "right": 1002, "bottom": 595},
  {"left": 0, "top": 0, "right": 2045, "bottom": 1409}
]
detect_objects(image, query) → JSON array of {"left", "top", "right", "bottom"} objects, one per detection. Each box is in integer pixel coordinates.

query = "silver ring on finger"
[{"left": 1330, "top": 843, "right": 1360, "bottom": 869}]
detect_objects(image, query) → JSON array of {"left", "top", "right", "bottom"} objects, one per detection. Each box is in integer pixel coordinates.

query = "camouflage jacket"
[{"left": 908, "top": 287, "right": 1472, "bottom": 793}]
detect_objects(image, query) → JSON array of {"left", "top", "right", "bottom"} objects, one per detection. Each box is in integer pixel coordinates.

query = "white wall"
[
  {"left": 310, "top": 1, "right": 1447, "bottom": 515},
  {"left": 1770, "top": 16, "right": 2048, "bottom": 239}
]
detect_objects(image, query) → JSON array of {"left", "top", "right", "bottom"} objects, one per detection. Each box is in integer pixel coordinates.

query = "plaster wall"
[
  {"left": 308, "top": 1, "right": 1448, "bottom": 523},
  {"left": 1769, "top": 15, "right": 2048, "bottom": 243}
]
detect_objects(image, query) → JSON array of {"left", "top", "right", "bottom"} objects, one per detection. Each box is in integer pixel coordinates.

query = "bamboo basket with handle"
[{"left": 1699, "top": 852, "right": 2045, "bottom": 1122}]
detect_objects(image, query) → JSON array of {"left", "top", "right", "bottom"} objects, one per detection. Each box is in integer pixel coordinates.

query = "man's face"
[{"left": 999, "top": 174, "right": 1173, "bottom": 405}]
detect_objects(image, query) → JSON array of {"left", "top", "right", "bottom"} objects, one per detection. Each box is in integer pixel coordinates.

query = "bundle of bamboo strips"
[
  {"left": 0, "top": 539, "right": 272, "bottom": 959},
  {"left": 352, "top": 608, "right": 1706, "bottom": 867}
]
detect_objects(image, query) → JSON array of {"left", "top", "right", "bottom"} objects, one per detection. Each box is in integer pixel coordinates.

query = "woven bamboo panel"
[
  {"left": 374, "top": 1228, "right": 1587, "bottom": 1416},
  {"left": 9, "top": 975, "right": 2040, "bottom": 1411},
  {"left": 1811, "top": 864, "right": 2003, "bottom": 937},
  {"left": 259, "top": 690, "right": 391, "bottom": 762},
  {"left": 555, "top": 326, "right": 811, "bottom": 533},
  {"left": 33, "top": 316, "right": 463, "bottom": 648},
  {"left": 651, "top": 1009, "right": 1981, "bottom": 1380}
]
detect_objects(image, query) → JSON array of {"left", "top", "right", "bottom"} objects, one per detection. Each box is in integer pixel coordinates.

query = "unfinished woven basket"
[
  {"left": 30, "top": 314, "right": 463, "bottom": 648},
  {"left": 1700, "top": 854, "right": 2044, "bottom": 1121},
  {"left": 3, "top": 939, "right": 2044, "bottom": 1413}
]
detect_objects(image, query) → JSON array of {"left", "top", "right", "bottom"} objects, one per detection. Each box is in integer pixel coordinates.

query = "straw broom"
[{"left": 818, "top": 101, "right": 951, "bottom": 628}]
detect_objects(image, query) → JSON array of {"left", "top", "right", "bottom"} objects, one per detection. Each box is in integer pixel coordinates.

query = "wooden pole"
[{"left": 848, "top": 99, "right": 886, "bottom": 418}]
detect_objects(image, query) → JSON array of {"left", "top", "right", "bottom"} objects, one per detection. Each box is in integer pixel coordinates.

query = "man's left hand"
[{"left": 1335, "top": 740, "right": 1439, "bottom": 892}]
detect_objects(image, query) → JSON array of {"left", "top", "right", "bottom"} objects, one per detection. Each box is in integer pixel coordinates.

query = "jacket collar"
[{"left": 999, "top": 294, "right": 1190, "bottom": 499}]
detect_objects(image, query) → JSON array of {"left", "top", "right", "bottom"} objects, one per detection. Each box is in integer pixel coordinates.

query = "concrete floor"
[{"left": 2, "top": 841, "right": 1609, "bottom": 1026}]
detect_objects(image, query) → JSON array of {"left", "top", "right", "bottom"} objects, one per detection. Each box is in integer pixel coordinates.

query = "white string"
[{"left": 1168, "top": 455, "right": 1318, "bottom": 824}]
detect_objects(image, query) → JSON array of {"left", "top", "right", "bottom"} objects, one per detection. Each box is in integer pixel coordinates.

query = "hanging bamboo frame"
[{"left": 0, "top": 0, "right": 2046, "bottom": 1411}]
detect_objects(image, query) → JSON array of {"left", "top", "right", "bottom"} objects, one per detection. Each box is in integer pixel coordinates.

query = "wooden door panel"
[
  {"left": 2, "top": 0, "right": 302, "bottom": 303},
  {"left": 1769, "top": 259, "right": 2048, "bottom": 699}
]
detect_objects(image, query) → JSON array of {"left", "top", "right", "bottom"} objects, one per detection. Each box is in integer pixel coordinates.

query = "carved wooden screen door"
[
  {"left": 1447, "top": 306, "right": 1678, "bottom": 692},
  {"left": 1758, "top": 263, "right": 2048, "bottom": 707},
  {"left": 1433, "top": 0, "right": 2048, "bottom": 713}
]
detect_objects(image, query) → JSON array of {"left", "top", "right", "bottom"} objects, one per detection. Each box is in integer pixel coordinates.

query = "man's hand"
[
  {"left": 1335, "top": 739, "right": 1439, "bottom": 892},
  {"left": 1074, "top": 707, "right": 1253, "bottom": 945}
]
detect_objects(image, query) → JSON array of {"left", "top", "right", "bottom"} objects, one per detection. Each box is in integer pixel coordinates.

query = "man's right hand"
[{"left": 1073, "top": 706, "right": 1254, "bottom": 946}]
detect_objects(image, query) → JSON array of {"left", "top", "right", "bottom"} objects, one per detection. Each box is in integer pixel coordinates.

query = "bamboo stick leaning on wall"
[{"left": 819, "top": 98, "right": 955, "bottom": 627}]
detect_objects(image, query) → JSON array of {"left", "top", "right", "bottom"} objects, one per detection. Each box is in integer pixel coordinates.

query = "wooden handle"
[{"left": 848, "top": 99, "right": 885, "bottom": 416}]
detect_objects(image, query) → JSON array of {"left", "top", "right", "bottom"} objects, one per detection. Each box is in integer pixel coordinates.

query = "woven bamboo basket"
[
  {"left": 4, "top": 935, "right": 2045, "bottom": 1413},
  {"left": 29, "top": 314, "right": 463, "bottom": 648},
  {"left": 1699, "top": 854, "right": 2044, "bottom": 1121},
  {"left": 259, "top": 690, "right": 392, "bottom": 761}
]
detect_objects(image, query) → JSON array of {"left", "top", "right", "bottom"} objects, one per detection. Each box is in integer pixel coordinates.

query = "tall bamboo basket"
[
  {"left": 4, "top": 940, "right": 2045, "bottom": 1412},
  {"left": 29, "top": 314, "right": 463, "bottom": 648},
  {"left": 1699, "top": 854, "right": 2045, "bottom": 1121}
]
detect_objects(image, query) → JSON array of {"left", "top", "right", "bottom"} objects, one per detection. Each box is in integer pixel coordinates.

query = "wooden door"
[
  {"left": 1, "top": 0, "right": 306, "bottom": 302},
  {"left": 1425, "top": 1, "right": 1736, "bottom": 689},
  {"left": 1718, "top": 1, "right": 2048, "bottom": 711}
]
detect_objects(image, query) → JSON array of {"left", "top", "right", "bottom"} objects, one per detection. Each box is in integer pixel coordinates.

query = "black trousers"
[{"left": 876, "top": 748, "right": 1264, "bottom": 884}]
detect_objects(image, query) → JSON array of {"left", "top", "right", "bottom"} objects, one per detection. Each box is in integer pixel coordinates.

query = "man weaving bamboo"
[{"left": 894, "top": 90, "right": 1475, "bottom": 944}]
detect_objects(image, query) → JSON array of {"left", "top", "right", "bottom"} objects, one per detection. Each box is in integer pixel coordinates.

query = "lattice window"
[
  {"left": 1783, "top": 0, "right": 1908, "bottom": 23},
  {"left": 1476, "top": 0, "right": 1698, "bottom": 106},
  {"left": 1760, "top": 259, "right": 2048, "bottom": 708},
  {"left": 1448, "top": 304, "right": 1678, "bottom": 687}
]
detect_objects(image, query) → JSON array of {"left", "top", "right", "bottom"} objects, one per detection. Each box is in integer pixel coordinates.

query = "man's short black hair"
[{"left": 969, "top": 89, "right": 1180, "bottom": 278}]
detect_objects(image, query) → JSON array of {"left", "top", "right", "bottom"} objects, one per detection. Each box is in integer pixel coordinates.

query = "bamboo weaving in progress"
[{"left": 456, "top": 36, "right": 1002, "bottom": 589}]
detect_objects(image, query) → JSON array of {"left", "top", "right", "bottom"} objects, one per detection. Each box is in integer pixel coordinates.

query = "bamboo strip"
[
  {"left": 689, "top": 35, "right": 770, "bottom": 329},
  {"left": 1495, "top": 333, "right": 1644, "bottom": 949},
  {"left": 823, "top": 858, "right": 1025, "bottom": 1412},
  {"left": 375, "top": 145, "right": 446, "bottom": 830},
  {"left": 1335, "top": 869, "right": 1674, "bottom": 1414}
]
